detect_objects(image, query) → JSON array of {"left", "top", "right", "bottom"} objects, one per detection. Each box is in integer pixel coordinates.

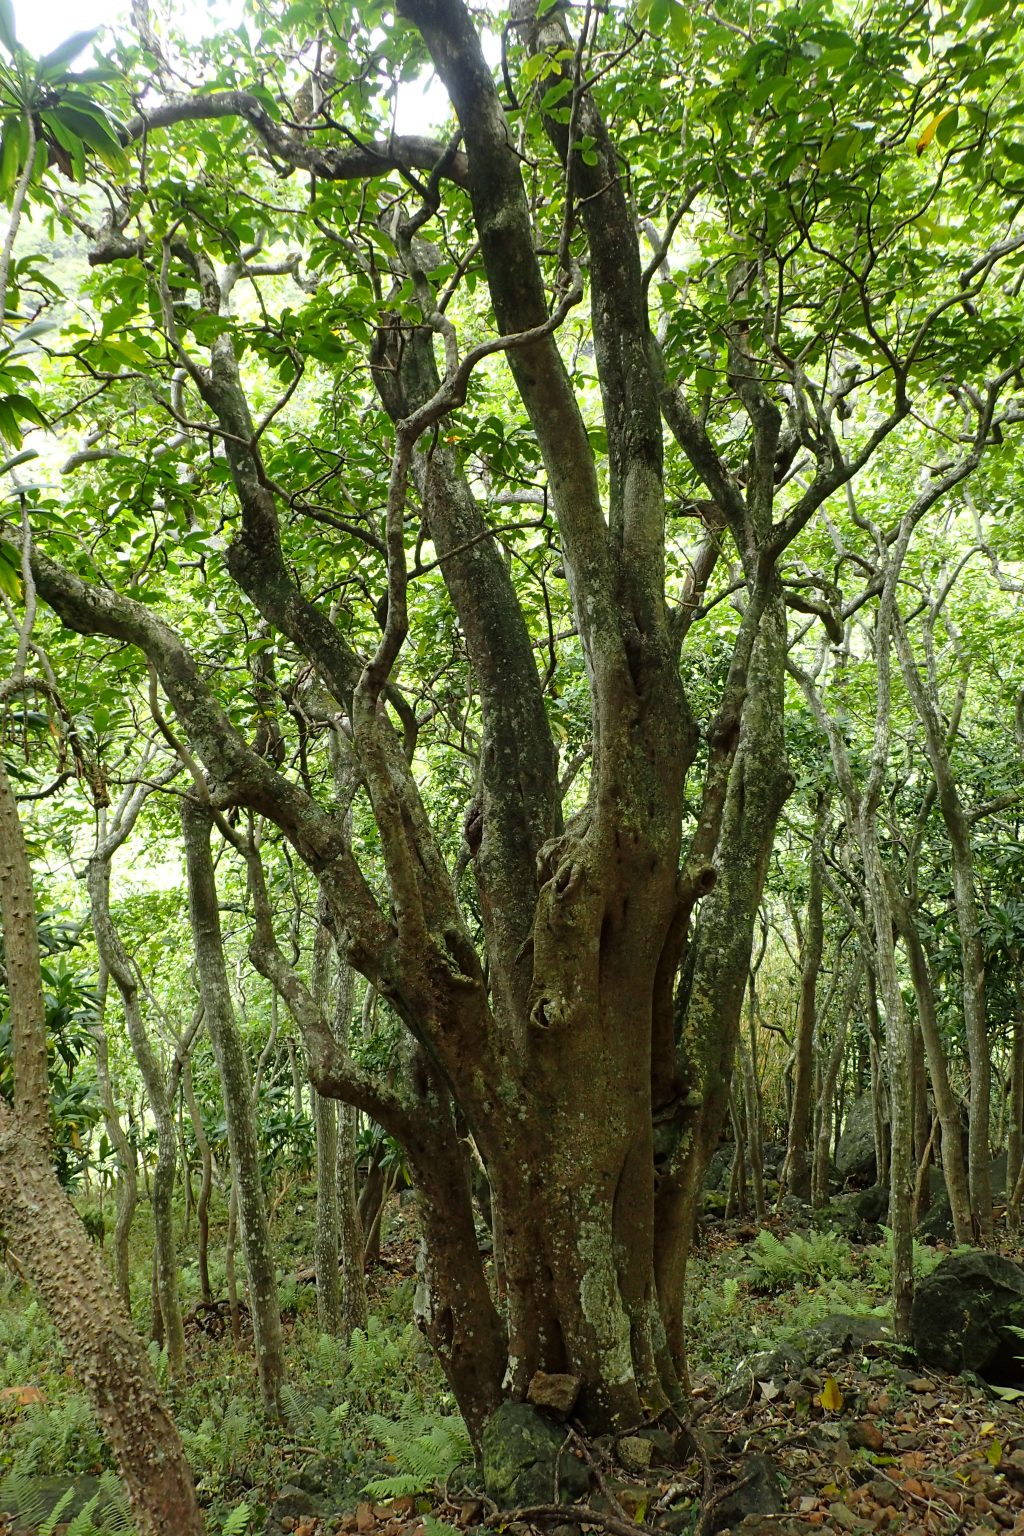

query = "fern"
[
  {"left": 363, "top": 1398, "right": 472, "bottom": 1499},
  {"left": 0, "top": 1469, "right": 53, "bottom": 1529},
  {"left": 0, "top": 1470, "right": 134, "bottom": 1536},
  {"left": 219, "top": 1501, "right": 252, "bottom": 1535},
  {"left": 748, "top": 1228, "right": 854, "bottom": 1291},
  {"left": 423, "top": 1517, "right": 461, "bottom": 1536},
  {"left": 37, "top": 1488, "right": 76, "bottom": 1536}
]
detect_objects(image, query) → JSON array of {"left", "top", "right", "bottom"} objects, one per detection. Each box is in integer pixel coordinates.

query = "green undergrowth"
[
  {"left": 687, "top": 1224, "right": 945, "bottom": 1380},
  {"left": 0, "top": 1188, "right": 449, "bottom": 1535}
]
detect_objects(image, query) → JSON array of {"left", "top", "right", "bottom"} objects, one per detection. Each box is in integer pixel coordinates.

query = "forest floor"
[{"left": 1, "top": 1193, "right": 1023, "bottom": 1535}]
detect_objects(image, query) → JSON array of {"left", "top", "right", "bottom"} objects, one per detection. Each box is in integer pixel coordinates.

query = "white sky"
[{"left": 16, "top": 0, "right": 451, "bottom": 134}]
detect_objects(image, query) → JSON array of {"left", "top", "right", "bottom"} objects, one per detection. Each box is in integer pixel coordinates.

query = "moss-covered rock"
[{"left": 481, "top": 1402, "right": 591, "bottom": 1508}]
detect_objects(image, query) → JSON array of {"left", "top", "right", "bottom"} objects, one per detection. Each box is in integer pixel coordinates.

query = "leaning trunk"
[{"left": 0, "top": 757, "right": 204, "bottom": 1535}]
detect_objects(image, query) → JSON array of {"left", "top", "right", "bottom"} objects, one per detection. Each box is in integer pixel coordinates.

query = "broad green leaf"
[
  {"left": 0, "top": 0, "right": 16, "bottom": 55},
  {"left": 36, "top": 29, "right": 99, "bottom": 80}
]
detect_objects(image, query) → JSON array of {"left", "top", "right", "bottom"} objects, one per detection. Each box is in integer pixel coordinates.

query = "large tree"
[{"left": 3, "top": 0, "right": 1024, "bottom": 1436}]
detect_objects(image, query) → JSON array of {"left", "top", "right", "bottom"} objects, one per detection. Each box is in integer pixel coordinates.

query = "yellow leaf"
[
  {"left": 818, "top": 1375, "right": 844, "bottom": 1413},
  {"left": 916, "top": 106, "right": 956, "bottom": 155},
  {"left": 986, "top": 1438, "right": 1002, "bottom": 1468},
  {"left": 979, "top": 1421, "right": 997, "bottom": 1436}
]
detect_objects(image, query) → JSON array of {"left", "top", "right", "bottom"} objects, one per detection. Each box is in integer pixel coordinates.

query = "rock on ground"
[{"left": 911, "top": 1250, "right": 1024, "bottom": 1380}]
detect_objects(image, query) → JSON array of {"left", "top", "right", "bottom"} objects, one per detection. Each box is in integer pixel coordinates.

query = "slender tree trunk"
[
  {"left": 738, "top": 1030, "right": 765, "bottom": 1220},
  {"left": 1008, "top": 1009, "right": 1024, "bottom": 1230},
  {"left": 895, "top": 617, "right": 991, "bottom": 1235},
  {"left": 225, "top": 1179, "right": 241, "bottom": 1344},
  {"left": 312, "top": 1086, "right": 341, "bottom": 1332},
  {"left": 181, "top": 1057, "right": 213, "bottom": 1304},
  {"left": 91, "top": 989, "right": 138, "bottom": 1316},
  {"left": 865, "top": 970, "right": 890, "bottom": 1187},
  {"left": 911, "top": 1022, "right": 930, "bottom": 1215},
  {"left": 786, "top": 792, "right": 828, "bottom": 1199},
  {"left": 288, "top": 1038, "right": 304, "bottom": 1120},
  {"left": 0, "top": 759, "right": 204, "bottom": 1536},
  {"left": 861, "top": 840, "right": 914, "bottom": 1339},
  {"left": 812, "top": 957, "right": 860, "bottom": 1208},
  {"left": 181, "top": 797, "right": 285, "bottom": 1416},
  {"left": 88, "top": 854, "right": 186, "bottom": 1382},
  {"left": 336, "top": 1098, "right": 367, "bottom": 1332},
  {"left": 358, "top": 1143, "right": 386, "bottom": 1265},
  {"left": 890, "top": 886, "right": 972, "bottom": 1243}
]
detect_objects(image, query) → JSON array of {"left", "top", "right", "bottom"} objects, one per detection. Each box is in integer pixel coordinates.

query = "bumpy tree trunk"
[
  {"left": 0, "top": 759, "right": 204, "bottom": 1535},
  {"left": 181, "top": 798, "right": 285, "bottom": 1415}
]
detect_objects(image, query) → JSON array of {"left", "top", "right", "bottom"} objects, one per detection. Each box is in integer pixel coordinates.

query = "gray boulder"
[
  {"left": 835, "top": 1092, "right": 879, "bottom": 1184},
  {"left": 481, "top": 1402, "right": 591, "bottom": 1508},
  {"left": 911, "top": 1251, "right": 1024, "bottom": 1380},
  {"left": 725, "top": 1313, "right": 891, "bottom": 1409},
  {"left": 706, "top": 1453, "right": 784, "bottom": 1533}
]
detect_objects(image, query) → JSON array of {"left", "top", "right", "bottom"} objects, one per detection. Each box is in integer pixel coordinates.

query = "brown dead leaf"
[{"left": 0, "top": 1385, "right": 45, "bottom": 1409}]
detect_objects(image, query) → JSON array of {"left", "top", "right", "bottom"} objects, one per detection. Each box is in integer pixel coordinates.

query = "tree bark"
[
  {"left": 812, "top": 957, "right": 860, "bottom": 1208},
  {"left": 88, "top": 852, "right": 187, "bottom": 1382},
  {"left": 181, "top": 797, "right": 285, "bottom": 1415},
  {"left": 889, "top": 883, "right": 972, "bottom": 1244},
  {"left": 894, "top": 613, "right": 992, "bottom": 1234},
  {"left": 181, "top": 1056, "right": 213, "bottom": 1304},
  {"left": 786, "top": 793, "right": 828, "bottom": 1199},
  {"left": 0, "top": 758, "right": 204, "bottom": 1535}
]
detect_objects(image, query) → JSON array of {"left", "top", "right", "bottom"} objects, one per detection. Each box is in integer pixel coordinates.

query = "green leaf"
[
  {"left": 935, "top": 106, "right": 959, "bottom": 145},
  {"left": 0, "top": 116, "right": 21, "bottom": 197},
  {"left": 49, "top": 106, "right": 128, "bottom": 175},
  {"left": 0, "top": 538, "right": 22, "bottom": 602},
  {"left": 0, "top": 0, "right": 16, "bottom": 54},
  {"left": 36, "top": 29, "right": 99, "bottom": 81}
]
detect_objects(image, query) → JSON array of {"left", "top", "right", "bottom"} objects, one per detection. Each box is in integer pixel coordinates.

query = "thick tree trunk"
[
  {"left": 181, "top": 798, "right": 285, "bottom": 1415},
  {"left": 0, "top": 757, "right": 204, "bottom": 1535}
]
